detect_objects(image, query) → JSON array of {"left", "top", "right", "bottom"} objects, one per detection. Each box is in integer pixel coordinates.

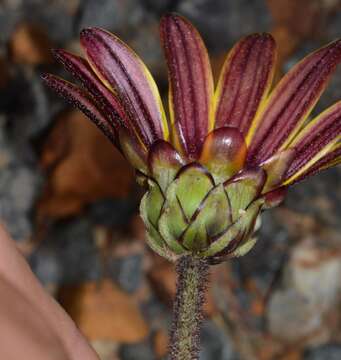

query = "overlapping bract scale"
[{"left": 141, "top": 162, "right": 267, "bottom": 261}]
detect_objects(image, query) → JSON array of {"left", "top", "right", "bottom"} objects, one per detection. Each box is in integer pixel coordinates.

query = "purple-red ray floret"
[
  {"left": 52, "top": 49, "right": 129, "bottom": 133},
  {"left": 80, "top": 27, "right": 166, "bottom": 148},
  {"left": 42, "top": 73, "right": 117, "bottom": 143},
  {"left": 160, "top": 14, "right": 214, "bottom": 159},
  {"left": 247, "top": 39, "right": 341, "bottom": 165},
  {"left": 285, "top": 101, "right": 341, "bottom": 179},
  {"left": 286, "top": 143, "right": 341, "bottom": 185},
  {"left": 214, "top": 33, "right": 276, "bottom": 136}
]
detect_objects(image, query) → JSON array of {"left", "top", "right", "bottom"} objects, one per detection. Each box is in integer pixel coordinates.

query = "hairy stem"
[{"left": 169, "top": 255, "right": 209, "bottom": 360}]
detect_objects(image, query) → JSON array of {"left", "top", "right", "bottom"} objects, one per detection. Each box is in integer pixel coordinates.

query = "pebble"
[
  {"left": 141, "top": 0, "right": 174, "bottom": 15},
  {"left": 0, "top": 131, "right": 42, "bottom": 240},
  {"left": 176, "top": 0, "right": 271, "bottom": 51},
  {"left": 304, "top": 344, "right": 341, "bottom": 360},
  {"left": 267, "top": 288, "right": 322, "bottom": 343},
  {"left": 29, "top": 217, "right": 101, "bottom": 285},
  {"left": 88, "top": 198, "right": 137, "bottom": 228},
  {"left": 234, "top": 210, "right": 289, "bottom": 293},
  {"left": 76, "top": 0, "right": 144, "bottom": 34},
  {"left": 200, "top": 320, "right": 237, "bottom": 360},
  {"left": 0, "top": 0, "right": 77, "bottom": 43},
  {"left": 286, "top": 169, "right": 341, "bottom": 231},
  {"left": 108, "top": 253, "right": 143, "bottom": 293},
  {"left": 119, "top": 340, "right": 156, "bottom": 360},
  {"left": 267, "top": 239, "right": 341, "bottom": 345}
]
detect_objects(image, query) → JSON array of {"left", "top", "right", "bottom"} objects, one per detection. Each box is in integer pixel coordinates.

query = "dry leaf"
[
  {"left": 59, "top": 280, "right": 149, "bottom": 343},
  {"left": 38, "top": 110, "right": 134, "bottom": 218},
  {"left": 9, "top": 22, "right": 53, "bottom": 65},
  {"left": 267, "top": 0, "right": 339, "bottom": 72}
]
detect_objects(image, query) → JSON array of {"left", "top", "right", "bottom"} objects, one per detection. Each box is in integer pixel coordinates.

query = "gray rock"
[
  {"left": 108, "top": 253, "right": 143, "bottom": 293},
  {"left": 29, "top": 217, "right": 101, "bottom": 285},
  {"left": 119, "top": 340, "right": 155, "bottom": 360},
  {"left": 142, "top": 0, "right": 174, "bottom": 15},
  {"left": 267, "top": 240, "right": 341, "bottom": 344},
  {"left": 327, "top": 6, "right": 341, "bottom": 40},
  {"left": 0, "top": 126, "right": 43, "bottom": 240},
  {"left": 267, "top": 288, "right": 322, "bottom": 343},
  {"left": 88, "top": 198, "right": 136, "bottom": 228},
  {"left": 76, "top": 0, "right": 144, "bottom": 35},
  {"left": 0, "top": 0, "right": 77, "bottom": 43},
  {"left": 176, "top": 0, "right": 271, "bottom": 51},
  {"left": 5, "top": 68, "right": 61, "bottom": 145},
  {"left": 304, "top": 344, "right": 341, "bottom": 360},
  {"left": 141, "top": 297, "right": 171, "bottom": 330},
  {"left": 127, "top": 18, "right": 165, "bottom": 78},
  {"left": 286, "top": 240, "right": 341, "bottom": 311},
  {"left": 286, "top": 168, "right": 341, "bottom": 231},
  {"left": 234, "top": 210, "right": 289, "bottom": 292},
  {"left": 200, "top": 320, "right": 237, "bottom": 360}
]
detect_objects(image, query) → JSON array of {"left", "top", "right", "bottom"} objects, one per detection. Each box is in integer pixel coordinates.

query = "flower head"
[{"left": 43, "top": 14, "right": 341, "bottom": 263}]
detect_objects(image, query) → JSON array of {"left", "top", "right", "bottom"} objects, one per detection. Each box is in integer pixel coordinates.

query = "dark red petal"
[
  {"left": 80, "top": 27, "right": 168, "bottom": 148},
  {"left": 214, "top": 33, "right": 276, "bottom": 136},
  {"left": 286, "top": 143, "right": 341, "bottom": 185},
  {"left": 42, "top": 73, "right": 116, "bottom": 143},
  {"left": 285, "top": 101, "right": 341, "bottom": 180},
  {"left": 160, "top": 14, "right": 214, "bottom": 159},
  {"left": 248, "top": 39, "right": 341, "bottom": 165},
  {"left": 52, "top": 49, "right": 128, "bottom": 132},
  {"left": 199, "top": 127, "right": 247, "bottom": 183}
]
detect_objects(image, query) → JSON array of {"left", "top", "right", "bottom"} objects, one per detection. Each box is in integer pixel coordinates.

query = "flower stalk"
[{"left": 169, "top": 256, "right": 209, "bottom": 360}]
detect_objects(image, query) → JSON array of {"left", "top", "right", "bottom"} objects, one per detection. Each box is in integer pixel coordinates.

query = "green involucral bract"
[{"left": 140, "top": 160, "right": 268, "bottom": 264}]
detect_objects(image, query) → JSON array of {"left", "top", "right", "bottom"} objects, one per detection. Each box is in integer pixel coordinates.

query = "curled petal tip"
[
  {"left": 50, "top": 48, "right": 78, "bottom": 68},
  {"left": 80, "top": 27, "right": 96, "bottom": 38},
  {"left": 160, "top": 12, "right": 186, "bottom": 23},
  {"left": 50, "top": 48, "right": 60, "bottom": 58},
  {"left": 40, "top": 72, "right": 49, "bottom": 81},
  {"left": 42, "top": 73, "right": 117, "bottom": 143}
]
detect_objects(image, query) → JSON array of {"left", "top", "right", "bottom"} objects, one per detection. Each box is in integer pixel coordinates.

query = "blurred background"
[{"left": 0, "top": 0, "right": 340, "bottom": 359}]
